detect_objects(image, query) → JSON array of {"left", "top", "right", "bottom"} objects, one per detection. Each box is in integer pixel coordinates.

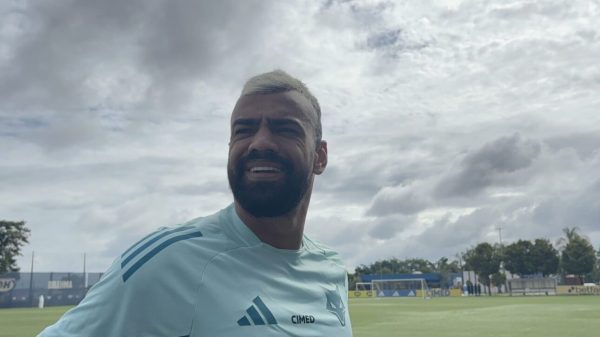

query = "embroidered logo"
[
  {"left": 325, "top": 286, "right": 346, "bottom": 326},
  {"left": 237, "top": 296, "right": 278, "bottom": 326}
]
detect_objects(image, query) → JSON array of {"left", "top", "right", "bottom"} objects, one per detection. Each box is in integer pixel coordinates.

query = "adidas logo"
[{"left": 237, "top": 296, "right": 278, "bottom": 326}]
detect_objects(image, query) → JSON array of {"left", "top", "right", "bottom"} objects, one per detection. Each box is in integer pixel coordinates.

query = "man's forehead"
[{"left": 231, "top": 91, "right": 316, "bottom": 124}]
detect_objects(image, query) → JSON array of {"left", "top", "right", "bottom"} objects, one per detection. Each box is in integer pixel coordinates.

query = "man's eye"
[
  {"left": 278, "top": 128, "right": 299, "bottom": 135},
  {"left": 234, "top": 128, "right": 253, "bottom": 135}
]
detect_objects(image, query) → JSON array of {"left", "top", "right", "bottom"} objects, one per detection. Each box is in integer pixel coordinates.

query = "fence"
[
  {"left": 508, "top": 277, "right": 557, "bottom": 296},
  {"left": 0, "top": 272, "right": 103, "bottom": 308}
]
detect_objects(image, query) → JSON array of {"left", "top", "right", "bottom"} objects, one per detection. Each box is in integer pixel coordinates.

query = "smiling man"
[{"left": 38, "top": 70, "right": 353, "bottom": 337}]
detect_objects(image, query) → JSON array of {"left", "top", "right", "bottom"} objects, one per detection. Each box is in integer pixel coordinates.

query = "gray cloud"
[
  {"left": 0, "top": 0, "right": 277, "bottom": 115},
  {"left": 362, "top": 28, "right": 429, "bottom": 59},
  {"left": 417, "top": 208, "right": 501, "bottom": 251},
  {"left": 435, "top": 133, "right": 541, "bottom": 198},
  {"left": 319, "top": 0, "right": 393, "bottom": 26},
  {"left": 544, "top": 131, "right": 600, "bottom": 159},
  {"left": 367, "top": 214, "right": 416, "bottom": 239},
  {"left": 532, "top": 179, "right": 600, "bottom": 234},
  {"left": 364, "top": 133, "right": 543, "bottom": 217},
  {"left": 318, "top": 132, "right": 449, "bottom": 206},
  {"left": 5, "top": 0, "right": 599, "bottom": 272},
  {"left": 367, "top": 185, "right": 430, "bottom": 216}
]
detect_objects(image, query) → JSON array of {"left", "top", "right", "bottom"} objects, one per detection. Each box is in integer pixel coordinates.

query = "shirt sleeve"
[{"left": 37, "top": 252, "right": 195, "bottom": 337}]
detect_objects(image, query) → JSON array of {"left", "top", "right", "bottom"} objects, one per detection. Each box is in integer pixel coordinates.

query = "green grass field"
[
  {"left": 350, "top": 296, "right": 600, "bottom": 337},
  {"left": 1, "top": 296, "right": 598, "bottom": 337},
  {"left": 0, "top": 306, "right": 70, "bottom": 337}
]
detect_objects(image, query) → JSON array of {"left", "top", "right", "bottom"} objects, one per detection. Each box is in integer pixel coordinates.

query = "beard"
[{"left": 228, "top": 150, "right": 311, "bottom": 218}]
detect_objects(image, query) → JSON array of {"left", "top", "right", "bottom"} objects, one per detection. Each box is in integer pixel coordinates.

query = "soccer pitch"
[
  {"left": 350, "top": 296, "right": 600, "bottom": 337},
  {"left": 1, "top": 296, "right": 598, "bottom": 337}
]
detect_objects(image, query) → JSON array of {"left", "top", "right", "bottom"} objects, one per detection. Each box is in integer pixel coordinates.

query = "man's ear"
[{"left": 313, "top": 140, "right": 328, "bottom": 175}]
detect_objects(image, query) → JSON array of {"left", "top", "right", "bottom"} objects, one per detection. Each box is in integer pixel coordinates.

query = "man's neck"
[{"left": 234, "top": 198, "right": 310, "bottom": 250}]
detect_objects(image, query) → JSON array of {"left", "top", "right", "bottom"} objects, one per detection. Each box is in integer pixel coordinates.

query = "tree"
[
  {"left": 503, "top": 239, "right": 559, "bottom": 277},
  {"left": 559, "top": 227, "right": 596, "bottom": 280},
  {"left": 404, "top": 258, "right": 435, "bottom": 274},
  {"left": 0, "top": 220, "right": 31, "bottom": 272},
  {"left": 531, "top": 238, "right": 559, "bottom": 276},
  {"left": 503, "top": 240, "right": 535, "bottom": 276},
  {"left": 587, "top": 248, "right": 600, "bottom": 283},
  {"left": 463, "top": 242, "right": 501, "bottom": 296},
  {"left": 435, "top": 257, "right": 460, "bottom": 287},
  {"left": 348, "top": 272, "right": 361, "bottom": 291},
  {"left": 491, "top": 272, "right": 506, "bottom": 293}
]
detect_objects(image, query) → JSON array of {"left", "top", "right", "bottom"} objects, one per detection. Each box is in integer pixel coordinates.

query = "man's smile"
[
  {"left": 249, "top": 166, "right": 282, "bottom": 173},
  {"left": 244, "top": 160, "right": 287, "bottom": 180}
]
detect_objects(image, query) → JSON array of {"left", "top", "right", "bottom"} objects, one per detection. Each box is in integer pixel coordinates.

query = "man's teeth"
[{"left": 250, "top": 167, "right": 281, "bottom": 173}]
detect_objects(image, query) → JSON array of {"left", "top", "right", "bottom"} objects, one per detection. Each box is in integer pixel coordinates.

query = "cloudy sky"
[{"left": 2, "top": 0, "right": 599, "bottom": 273}]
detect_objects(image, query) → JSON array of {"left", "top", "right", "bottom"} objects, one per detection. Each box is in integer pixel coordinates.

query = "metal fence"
[{"left": 0, "top": 272, "right": 103, "bottom": 308}]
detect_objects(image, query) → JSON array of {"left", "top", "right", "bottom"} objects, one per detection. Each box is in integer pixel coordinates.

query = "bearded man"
[{"left": 38, "top": 70, "right": 353, "bottom": 337}]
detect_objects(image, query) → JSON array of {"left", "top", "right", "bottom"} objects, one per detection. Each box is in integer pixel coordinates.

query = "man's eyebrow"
[
  {"left": 232, "top": 118, "right": 260, "bottom": 127},
  {"left": 267, "top": 118, "right": 304, "bottom": 127},
  {"left": 232, "top": 117, "right": 307, "bottom": 129}
]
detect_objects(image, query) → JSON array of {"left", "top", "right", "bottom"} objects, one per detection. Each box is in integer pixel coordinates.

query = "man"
[{"left": 38, "top": 70, "right": 353, "bottom": 336}]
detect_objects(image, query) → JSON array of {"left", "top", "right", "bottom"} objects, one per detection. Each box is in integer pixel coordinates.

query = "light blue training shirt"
[{"left": 38, "top": 204, "right": 353, "bottom": 336}]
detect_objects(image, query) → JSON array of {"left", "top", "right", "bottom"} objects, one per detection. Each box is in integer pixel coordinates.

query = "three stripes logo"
[
  {"left": 237, "top": 296, "right": 278, "bottom": 326},
  {"left": 120, "top": 225, "right": 203, "bottom": 282}
]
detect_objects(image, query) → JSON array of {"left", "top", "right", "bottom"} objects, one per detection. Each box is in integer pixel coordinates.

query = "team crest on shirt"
[{"left": 325, "top": 286, "right": 346, "bottom": 326}]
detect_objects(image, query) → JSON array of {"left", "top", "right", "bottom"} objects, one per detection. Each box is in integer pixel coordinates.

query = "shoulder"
[
  {"left": 119, "top": 207, "right": 238, "bottom": 284},
  {"left": 37, "top": 207, "right": 239, "bottom": 337}
]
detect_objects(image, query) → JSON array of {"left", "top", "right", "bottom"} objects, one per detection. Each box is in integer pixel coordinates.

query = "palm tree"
[
  {"left": 557, "top": 226, "right": 596, "bottom": 283},
  {"left": 556, "top": 227, "right": 580, "bottom": 251}
]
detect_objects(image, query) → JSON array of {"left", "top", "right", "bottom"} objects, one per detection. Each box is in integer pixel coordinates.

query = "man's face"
[{"left": 227, "top": 91, "right": 326, "bottom": 217}]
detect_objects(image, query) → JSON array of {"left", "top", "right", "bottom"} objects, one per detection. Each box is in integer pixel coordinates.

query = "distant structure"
[{"left": 0, "top": 272, "right": 103, "bottom": 308}]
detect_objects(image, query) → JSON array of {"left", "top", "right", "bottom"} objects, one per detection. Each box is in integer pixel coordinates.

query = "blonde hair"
[{"left": 241, "top": 70, "right": 322, "bottom": 144}]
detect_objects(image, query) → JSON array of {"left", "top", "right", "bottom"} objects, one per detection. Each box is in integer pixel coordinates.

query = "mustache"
[{"left": 238, "top": 150, "right": 293, "bottom": 171}]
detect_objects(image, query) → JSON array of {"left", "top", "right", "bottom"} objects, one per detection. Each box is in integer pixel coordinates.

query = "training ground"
[{"left": 1, "top": 296, "right": 598, "bottom": 337}]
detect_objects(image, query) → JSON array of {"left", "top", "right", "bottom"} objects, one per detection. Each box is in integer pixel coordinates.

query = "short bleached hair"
[{"left": 241, "top": 70, "right": 322, "bottom": 144}]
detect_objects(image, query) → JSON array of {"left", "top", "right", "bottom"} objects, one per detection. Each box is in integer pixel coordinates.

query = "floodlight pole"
[
  {"left": 29, "top": 250, "right": 35, "bottom": 307},
  {"left": 497, "top": 225, "right": 508, "bottom": 294},
  {"left": 497, "top": 226, "right": 503, "bottom": 245}
]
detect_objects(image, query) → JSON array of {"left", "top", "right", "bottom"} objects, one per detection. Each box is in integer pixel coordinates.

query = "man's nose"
[{"left": 248, "top": 126, "right": 279, "bottom": 152}]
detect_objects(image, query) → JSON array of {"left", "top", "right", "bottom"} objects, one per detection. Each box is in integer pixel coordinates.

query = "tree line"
[
  {"left": 2, "top": 220, "right": 599, "bottom": 292},
  {"left": 351, "top": 227, "right": 599, "bottom": 294}
]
